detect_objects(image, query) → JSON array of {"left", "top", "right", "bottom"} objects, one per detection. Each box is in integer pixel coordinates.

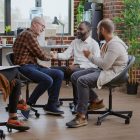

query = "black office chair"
[
  {"left": 87, "top": 55, "right": 135, "bottom": 125},
  {"left": 6, "top": 52, "right": 40, "bottom": 118}
]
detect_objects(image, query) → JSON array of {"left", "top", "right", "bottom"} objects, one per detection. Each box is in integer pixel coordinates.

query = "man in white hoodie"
[
  {"left": 66, "top": 19, "right": 128, "bottom": 128},
  {"left": 51, "top": 21, "right": 104, "bottom": 110}
]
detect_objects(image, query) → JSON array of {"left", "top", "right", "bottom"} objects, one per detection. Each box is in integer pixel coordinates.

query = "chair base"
[
  {"left": 86, "top": 87, "right": 133, "bottom": 125},
  {"left": 69, "top": 102, "right": 77, "bottom": 114},
  {"left": 30, "top": 107, "right": 40, "bottom": 118},
  {"left": 87, "top": 109, "right": 133, "bottom": 125}
]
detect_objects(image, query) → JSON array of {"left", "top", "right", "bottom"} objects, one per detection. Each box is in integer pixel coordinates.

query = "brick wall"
[
  {"left": 0, "top": 37, "right": 14, "bottom": 44},
  {"left": 103, "top": 0, "right": 124, "bottom": 36},
  {"left": 103, "top": 0, "right": 123, "bottom": 19}
]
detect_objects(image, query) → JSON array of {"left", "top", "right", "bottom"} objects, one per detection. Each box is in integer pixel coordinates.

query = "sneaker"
[
  {"left": 17, "top": 99, "right": 31, "bottom": 111},
  {"left": 6, "top": 117, "right": 30, "bottom": 131},
  {"left": 44, "top": 104, "right": 64, "bottom": 115},
  {"left": 66, "top": 113, "right": 88, "bottom": 128},
  {"left": 88, "top": 99, "right": 105, "bottom": 111}
]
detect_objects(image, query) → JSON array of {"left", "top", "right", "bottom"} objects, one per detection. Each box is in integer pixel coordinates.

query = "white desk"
[
  {"left": 0, "top": 65, "right": 19, "bottom": 70},
  {"left": 0, "top": 45, "right": 70, "bottom": 66},
  {"left": 0, "top": 44, "right": 69, "bottom": 48}
]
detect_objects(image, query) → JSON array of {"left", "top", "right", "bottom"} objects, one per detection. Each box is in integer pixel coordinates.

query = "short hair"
[
  {"left": 80, "top": 21, "right": 92, "bottom": 31},
  {"left": 31, "top": 16, "right": 44, "bottom": 25},
  {"left": 98, "top": 18, "right": 115, "bottom": 33}
]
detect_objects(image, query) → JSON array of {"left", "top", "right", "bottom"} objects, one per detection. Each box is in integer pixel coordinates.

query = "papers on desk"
[{"left": 0, "top": 65, "right": 19, "bottom": 70}]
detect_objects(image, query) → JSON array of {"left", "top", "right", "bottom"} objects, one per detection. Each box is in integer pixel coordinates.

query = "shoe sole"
[
  {"left": 66, "top": 122, "right": 88, "bottom": 128},
  {"left": 45, "top": 110, "right": 64, "bottom": 115},
  {"left": 6, "top": 124, "right": 30, "bottom": 131},
  {"left": 88, "top": 105, "right": 105, "bottom": 111}
]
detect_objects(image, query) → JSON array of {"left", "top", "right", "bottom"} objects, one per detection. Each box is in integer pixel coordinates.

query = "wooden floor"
[{"left": 0, "top": 83, "right": 140, "bottom": 140}]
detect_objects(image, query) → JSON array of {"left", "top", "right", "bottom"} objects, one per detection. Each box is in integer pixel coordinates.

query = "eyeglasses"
[{"left": 36, "top": 22, "right": 45, "bottom": 29}]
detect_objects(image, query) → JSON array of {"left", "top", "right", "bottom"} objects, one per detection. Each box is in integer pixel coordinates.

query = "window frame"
[{"left": 0, "top": 0, "right": 72, "bottom": 35}]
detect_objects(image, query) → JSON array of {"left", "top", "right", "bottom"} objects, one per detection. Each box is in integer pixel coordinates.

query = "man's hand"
[
  {"left": 66, "top": 64, "right": 80, "bottom": 75},
  {"left": 83, "top": 49, "right": 91, "bottom": 58},
  {"left": 50, "top": 51, "right": 58, "bottom": 59},
  {"left": 69, "top": 65, "right": 76, "bottom": 71}
]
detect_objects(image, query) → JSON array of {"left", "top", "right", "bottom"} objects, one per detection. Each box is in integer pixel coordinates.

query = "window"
[
  {"left": 1, "top": 0, "right": 71, "bottom": 34},
  {"left": 42, "top": 0, "right": 71, "bottom": 34},
  {"left": 0, "top": 0, "right": 4, "bottom": 33},
  {"left": 11, "top": 0, "right": 35, "bottom": 30}
]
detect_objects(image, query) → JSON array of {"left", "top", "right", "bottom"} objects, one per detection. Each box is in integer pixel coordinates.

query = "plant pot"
[
  {"left": 5, "top": 31, "right": 14, "bottom": 36},
  {"left": 127, "top": 82, "right": 138, "bottom": 95}
]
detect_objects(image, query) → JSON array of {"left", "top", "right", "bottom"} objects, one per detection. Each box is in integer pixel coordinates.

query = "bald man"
[{"left": 13, "top": 17, "right": 64, "bottom": 115}]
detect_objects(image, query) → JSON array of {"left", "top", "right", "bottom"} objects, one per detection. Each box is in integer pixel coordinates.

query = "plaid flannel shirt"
[{"left": 13, "top": 28, "right": 48, "bottom": 65}]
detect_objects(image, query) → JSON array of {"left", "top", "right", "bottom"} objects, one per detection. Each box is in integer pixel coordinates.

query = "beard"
[
  {"left": 77, "top": 32, "right": 86, "bottom": 40},
  {"left": 98, "top": 32, "right": 105, "bottom": 41}
]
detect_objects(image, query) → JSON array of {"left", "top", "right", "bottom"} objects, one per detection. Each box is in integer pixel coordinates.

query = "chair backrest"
[
  {"left": 6, "top": 52, "right": 32, "bottom": 82},
  {"left": 107, "top": 55, "right": 135, "bottom": 85},
  {"left": 6, "top": 52, "right": 14, "bottom": 66}
]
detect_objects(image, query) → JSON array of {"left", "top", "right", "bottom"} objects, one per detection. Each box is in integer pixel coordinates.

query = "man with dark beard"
[
  {"left": 51, "top": 21, "right": 104, "bottom": 110},
  {"left": 66, "top": 19, "right": 129, "bottom": 128}
]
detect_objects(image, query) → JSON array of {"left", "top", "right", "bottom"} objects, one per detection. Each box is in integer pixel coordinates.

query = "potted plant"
[
  {"left": 5, "top": 25, "right": 13, "bottom": 35},
  {"left": 76, "top": 0, "right": 87, "bottom": 26},
  {"left": 114, "top": 0, "right": 140, "bottom": 94}
]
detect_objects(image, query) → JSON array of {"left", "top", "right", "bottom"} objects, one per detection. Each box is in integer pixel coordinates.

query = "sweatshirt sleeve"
[{"left": 88, "top": 42, "right": 120, "bottom": 70}]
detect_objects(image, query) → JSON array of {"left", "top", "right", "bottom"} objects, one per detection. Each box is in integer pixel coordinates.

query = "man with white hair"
[{"left": 13, "top": 17, "right": 64, "bottom": 115}]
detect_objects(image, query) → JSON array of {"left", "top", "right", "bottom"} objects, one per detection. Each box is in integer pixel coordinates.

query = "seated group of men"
[{"left": 0, "top": 16, "right": 129, "bottom": 130}]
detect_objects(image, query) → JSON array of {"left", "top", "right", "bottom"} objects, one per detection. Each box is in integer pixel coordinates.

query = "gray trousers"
[
  {"left": 52, "top": 66, "right": 99, "bottom": 105},
  {"left": 71, "top": 68, "right": 101, "bottom": 114}
]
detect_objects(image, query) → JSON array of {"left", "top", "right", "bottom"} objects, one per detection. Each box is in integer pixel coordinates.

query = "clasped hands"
[
  {"left": 49, "top": 49, "right": 92, "bottom": 60},
  {"left": 50, "top": 51, "right": 58, "bottom": 59}
]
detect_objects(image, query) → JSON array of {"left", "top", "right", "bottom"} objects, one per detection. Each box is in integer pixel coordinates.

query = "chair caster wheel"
[
  {"left": 5, "top": 107, "right": 8, "bottom": 112},
  {"left": 125, "top": 119, "right": 130, "bottom": 124},
  {"left": 0, "top": 130, "right": 5, "bottom": 140},
  {"left": 96, "top": 118, "right": 102, "bottom": 126},
  {"left": 35, "top": 113, "right": 40, "bottom": 118},
  {"left": 86, "top": 114, "right": 89, "bottom": 120},
  {"left": 0, "top": 134, "right": 5, "bottom": 140},
  {"left": 69, "top": 103, "right": 74, "bottom": 109},
  {"left": 128, "top": 112, "right": 132, "bottom": 118},
  {"left": 96, "top": 121, "right": 101, "bottom": 126},
  {"left": 7, "top": 127, "right": 12, "bottom": 133},
  {"left": 59, "top": 101, "right": 63, "bottom": 106}
]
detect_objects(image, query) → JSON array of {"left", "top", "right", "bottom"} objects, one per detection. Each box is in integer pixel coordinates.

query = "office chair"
[
  {"left": 87, "top": 55, "right": 135, "bottom": 125},
  {"left": 6, "top": 52, "right": 40, "bottom": 118},
  {"left": 0, "top": 119, "right": 17, "bottom": 135}
]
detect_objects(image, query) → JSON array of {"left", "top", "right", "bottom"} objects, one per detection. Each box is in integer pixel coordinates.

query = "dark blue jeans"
[{"left": 19, "top": 64, "right": 64, "bottom": 105}]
